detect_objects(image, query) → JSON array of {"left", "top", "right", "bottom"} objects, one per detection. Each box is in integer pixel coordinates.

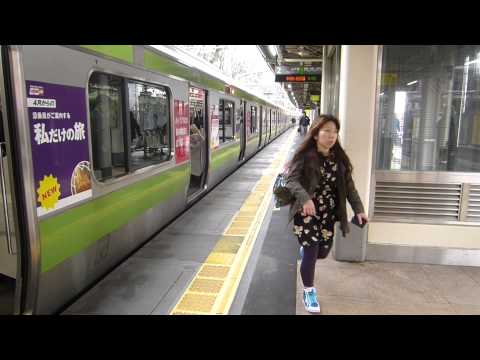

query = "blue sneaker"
[
  {"left": 299, "top": 246, "right": 304, "bottom": 260},
  {"left": 303, "top": 288, "right": 321, "bottom": 313}
]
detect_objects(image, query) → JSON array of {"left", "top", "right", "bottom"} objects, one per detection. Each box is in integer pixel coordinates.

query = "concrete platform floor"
[
  {"left": 296, "top": 253, "right": 480, "bottom": 315},
  {"left": 62, "top": 129, "right": 295, "bottom": 315}
]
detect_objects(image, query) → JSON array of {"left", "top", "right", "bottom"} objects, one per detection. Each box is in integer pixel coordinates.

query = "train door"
[
  {"left": 187, "top": 86, "right": 209, "bottom": 199},
  {"left": 238, "top": 100, "right": 246, "bottom": 161},
  {"left": 263, "top": 108, "right": 268, "bottom": 146},
  {"left": 0, "top": 49, "right": 21, "bottom": 314},
  {"left": 274, "top": 111, "right": 278, "bottom": 136},
  {"left": 272, "top": 111, "right": 275, "bottom": 138},
  {"left": 268, "top": 109, "right": 272, "bottom": 141},
  {"left": 258, "top": 106, "right": 263, "bottom": 148}
]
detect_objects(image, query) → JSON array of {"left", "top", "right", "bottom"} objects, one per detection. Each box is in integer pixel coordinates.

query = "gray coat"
[{"left": 285, "top": 148, "right": 365, "bottom": 237}]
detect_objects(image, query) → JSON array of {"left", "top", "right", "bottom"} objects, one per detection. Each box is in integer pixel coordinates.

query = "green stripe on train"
[
  {"left": 81, "top": 45, "right": 134, "bottom": 64},
  {"left": 211, "top": 143, "right": 240, "bottom": 170},
  {"left": 247, "top": 134, "right": 259, "bottom": 145},
  {"left": 144, "top": 49, "right": 225, "bottom": 93},
  {"left": 80, "top": 46, "right": 274, "bottom": 107},
  {"left": 144, "top": 49, "right": 270, "bottom": 105},
  {"left": 234, "top": 88, "right": 268, "bottom": 106},
  {"left": 39, "top": 164, "right": 188, "bottom": 273}
]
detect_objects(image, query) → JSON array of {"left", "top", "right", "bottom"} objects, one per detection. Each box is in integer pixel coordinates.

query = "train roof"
[
  {"left": 78, "top": 45, "right": 288, "bottom": 112},
  {"left": 146, "top": 45, "right": 287, "bottom": 111}
]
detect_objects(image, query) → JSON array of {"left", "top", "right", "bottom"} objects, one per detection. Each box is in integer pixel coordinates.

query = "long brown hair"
[{"left": 291, "top": 114, "right": 354, "bottom": 175}]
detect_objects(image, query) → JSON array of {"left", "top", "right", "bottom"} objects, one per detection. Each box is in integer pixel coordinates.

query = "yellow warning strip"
[{"left": 170, "top": 129, "right": 296, "bottom": 315}]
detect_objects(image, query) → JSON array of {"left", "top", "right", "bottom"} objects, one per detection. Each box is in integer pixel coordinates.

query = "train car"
[{"left": 0, "top": 45, "right": 292, "bottom": 314}]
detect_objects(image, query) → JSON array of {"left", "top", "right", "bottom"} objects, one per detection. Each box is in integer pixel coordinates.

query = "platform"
[
  {"left": 62, "top": 128, "right": 297, "bottom": 315},
  {"left": 62, "top": 127, "right": 480, "bottom": 315},
  {"left": 295, "top": 254, "right": 480, "bottom": 315}
]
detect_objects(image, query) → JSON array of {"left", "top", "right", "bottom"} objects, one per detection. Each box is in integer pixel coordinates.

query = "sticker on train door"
[
  {"left": 26, "top": 80, "right": 92, "bottom": 217},
  {"left": 210, "top": 104, "right": 219, "bottom": 149},
  {"left": 174, "top": 100, "right": 190, "bottom": 164},
  {"left": 246, "top": 110, "right": 251, "bottom": 136}
]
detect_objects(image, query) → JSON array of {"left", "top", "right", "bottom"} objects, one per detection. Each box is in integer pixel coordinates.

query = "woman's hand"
[
  {"left": 301, "top": 199, "right": 316, "bottom": 216},
  {"left": 356, "top": 213, "right": 369, "bottom": 225}
]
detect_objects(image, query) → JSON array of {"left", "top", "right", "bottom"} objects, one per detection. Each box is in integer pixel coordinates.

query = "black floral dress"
[{"left": 293, "top": 153, "right": 338, "bottom": 249}]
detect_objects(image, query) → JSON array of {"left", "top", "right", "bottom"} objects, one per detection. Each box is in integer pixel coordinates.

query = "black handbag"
[{"left": 273, "top": 172, "right": 294, "bottom": 207}]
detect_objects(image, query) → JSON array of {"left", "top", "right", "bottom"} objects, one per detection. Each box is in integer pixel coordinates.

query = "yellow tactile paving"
[
  {"left": 176, "top": 293, "right": 217, "bottom": 313},
  {"left": 170, "top": 129, "right": 296, "bottom": 315},
  {"left": 237, "top": 211, "right": 257, "bottom": 217},
  {"left": 213, "top": 238, "right": 243, "bottom": 254},
  {"left": 230, "top": 220, "right": 252, "bottom": 228},
  {"left": 204, "top": 252, "right": 236, "bottom": 266},
  {"left": 189, "top": 278, "right": 224, "bottom": 294},
  {"left": 198, "top": 265, "right": 230, "bottom": 279},
  {"left": 244, "top": 199, "right": 263, "bottom": 206},
  {"left": 240, "top": 205, "right": 259, "bottom": 212},
  {"left": 234, "top": 216, "right": 255, "bottom": 222},
  {"left": 224, "top": 228, "right": 249, "bottom": 236},
  {"left": 171, "top": 311, "right": 202, "bottom": 315},
  {"left": 225, "top": 226, "right": 250, "bottom": 234}
]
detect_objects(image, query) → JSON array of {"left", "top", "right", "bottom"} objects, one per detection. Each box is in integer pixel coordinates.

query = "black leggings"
[{"left": 300, "top": 241, "right": 332, "bottom": 287}]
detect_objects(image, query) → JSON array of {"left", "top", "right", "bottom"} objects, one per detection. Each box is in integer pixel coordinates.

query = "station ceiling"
[{"left": 257, "top": 45, "right": 323, "bottom": 110}]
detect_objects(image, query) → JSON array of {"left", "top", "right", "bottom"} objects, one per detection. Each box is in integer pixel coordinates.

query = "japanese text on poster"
[
  {"left": 26, "top": 81, "right": 92, "bottom": 217},
  {"left": 210, "top": 104, "right": 220, "bottom": 149},
  {"left": 174, "top": 100, "right": 190, "bottom": 164}
]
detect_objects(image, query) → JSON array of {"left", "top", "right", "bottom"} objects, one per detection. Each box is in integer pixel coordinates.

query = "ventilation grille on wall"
[
  {"left": 374, "top": 182, "right": 462, "bottom": 221},
  {"left": 467, "top": 184, "right": 480, "bottom": 222}
]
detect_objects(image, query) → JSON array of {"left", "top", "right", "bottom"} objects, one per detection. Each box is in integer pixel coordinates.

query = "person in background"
[
  {"left": 299, "top": 111, "right": 310, "bottom": 135},
  {"left": 285, "top": 114, "right": 368, "bottom": 313}
]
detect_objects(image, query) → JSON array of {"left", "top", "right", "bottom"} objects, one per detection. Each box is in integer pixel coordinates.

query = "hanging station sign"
[
  {"left": 275, "top": 65, "right": 321, "bottom": 82},
  {"left": 275, "top": 74, "right": 321, "bottom": 83},
  {"left": 275, "top": 65, "right": 321, "bottom": 75}
]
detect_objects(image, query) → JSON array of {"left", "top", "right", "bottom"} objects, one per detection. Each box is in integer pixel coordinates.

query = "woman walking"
[{"left": 285, "top": 114, "right": 368, "bottom": 313}]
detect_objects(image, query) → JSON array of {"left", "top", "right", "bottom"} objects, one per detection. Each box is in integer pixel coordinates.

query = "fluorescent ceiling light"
[{"left": 407, "top": 80, "right": 418, "bottom": 86}]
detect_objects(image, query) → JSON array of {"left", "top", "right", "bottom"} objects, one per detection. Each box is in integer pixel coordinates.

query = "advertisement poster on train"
[
  {"left": 26, "top": 80, "right": 92, "bottom": 217},
  {"left": 235, "top": 109, "right": 241, "bottom": 139},
  {"left": 174, "top": 100, "right": 190, "bottom": 164},
  {"left": 210, "top": 104, "right": 220, "bottom": 149}
]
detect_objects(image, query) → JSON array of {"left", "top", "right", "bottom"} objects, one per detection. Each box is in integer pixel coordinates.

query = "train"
[{"left": 0, "top": 45, "right": 294, "bottom": 314}]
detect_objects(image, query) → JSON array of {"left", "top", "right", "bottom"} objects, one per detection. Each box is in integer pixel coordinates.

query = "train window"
[
  {"left": 127, "top": 81, "right": 170, "bottom": 170},
  {"left": 251, "top": 106, "right": 258, "bottom": 134},
  {"left": 219, "top": 99, "right": 235, "bottom": 143},
  {"left": 88, "top": 72, "right": 127, "bottom": 181}
]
